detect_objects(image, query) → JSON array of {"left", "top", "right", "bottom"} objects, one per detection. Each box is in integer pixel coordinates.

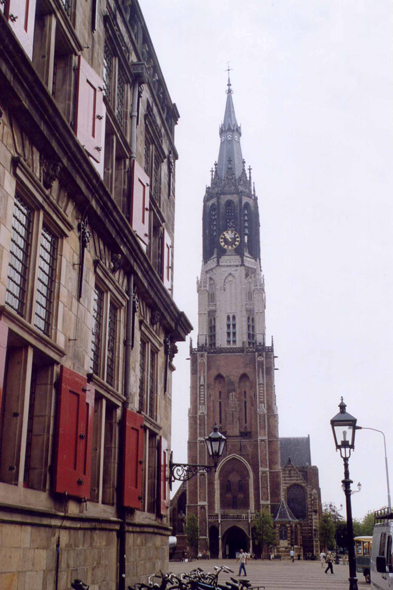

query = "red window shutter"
[
  {"left": 54, "top": 366, "right": 94, "bottom": 498},
  {"left": 159, "top": 437, "right": 168, "bottom": 515},
  {"left": 131, "top": 160, "right": 150, "bottom": 247},
  {"left": 75, "top": 56, "right": 105, "bottom": 163},
  {"left": 0, "top": 321, "right": 9, "bottom": 414},
  {"left": 123, "top": 409, "right": 144, "bottom": 508},
  {"left": 163, "top": 229, "right": 172, "bottom": 290},
  {"left": 5, "top": 0, "right": 37, "bottom": 59}
]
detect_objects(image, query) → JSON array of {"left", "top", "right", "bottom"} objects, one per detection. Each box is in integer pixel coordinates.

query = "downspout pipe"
[
  {"left": 119, "top": 272, "right": 134, "bottom": 590},
  {"left": 119, "top": 66, "right": 146, "bottom": 590},
  {"left": 130, "top": 79, "right": 139, "bottom": 165}
]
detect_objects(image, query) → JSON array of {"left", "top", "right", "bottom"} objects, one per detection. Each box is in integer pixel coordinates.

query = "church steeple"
[{"left": 217, "top": 77, "right": 243, "bottom": 179}]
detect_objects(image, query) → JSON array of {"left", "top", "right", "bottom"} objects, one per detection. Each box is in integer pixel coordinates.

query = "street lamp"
[
  {"left": 169, "top": 424, "right": 226, "bottom": 489},
  {"left": 331, "top": 398, "right": 358, "bottom": 590}
]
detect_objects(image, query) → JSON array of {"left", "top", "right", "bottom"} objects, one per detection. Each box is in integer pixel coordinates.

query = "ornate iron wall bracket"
[{"left": 169, "top": 461, "right": 212, "bottom": 489}]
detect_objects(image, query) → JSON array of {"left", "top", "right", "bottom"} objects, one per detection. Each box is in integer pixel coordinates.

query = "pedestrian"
[
  {"left": 289, "top": 548, "right": 295, "bottom": 562},
  {"left": 237, "top": 549, "right": 248, "bottom": 576},
  {"left": 325, "top": 552, "right": 334, "bottom": 574},
  {"left": 320, "top": 552, "right": 326, "bottom": 568}
]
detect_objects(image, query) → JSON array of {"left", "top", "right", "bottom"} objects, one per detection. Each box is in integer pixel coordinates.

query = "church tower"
[{"left": 187, "top": 80, "right": 282, "bottom": 559}]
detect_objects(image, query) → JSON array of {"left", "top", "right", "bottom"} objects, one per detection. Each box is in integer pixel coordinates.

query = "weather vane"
[{"left": 225, "top": 62, "right": 233, "bottom": 94}]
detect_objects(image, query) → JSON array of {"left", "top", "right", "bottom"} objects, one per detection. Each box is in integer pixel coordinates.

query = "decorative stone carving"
[
  {"left": 42, "top": 158, "right": 62, "bottom": 190},
  {"left": 111, "top": 252, "right": 123, "bottom": 274},
  {"left": 164, "top": 335, "right": 178, "bottom": 362},
  {"left": 151, "top": 310, "right": 161, "bottom": 327},
  {"left": 132, "top": 292, "right": 139, "bottom": 313}
]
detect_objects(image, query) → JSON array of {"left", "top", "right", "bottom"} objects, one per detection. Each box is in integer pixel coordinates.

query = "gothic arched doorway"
[
  {"left": 222, "top": 526, "right": 249, "bottom": 558},
  {"left": 209, "top": 526, "right": 219, "bottom": 559}
]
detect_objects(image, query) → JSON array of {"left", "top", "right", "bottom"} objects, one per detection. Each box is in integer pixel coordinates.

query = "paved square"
[{"left": 168, "top": 558, "right": 368, "bottom": 590}]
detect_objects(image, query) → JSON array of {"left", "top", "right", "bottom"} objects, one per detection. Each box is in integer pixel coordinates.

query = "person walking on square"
[
  {"left": 320, "top": 552, "right": 326, "bottom": 568},
  {"left": 325, "top": 552, "right": 334, "bottom": 574},
  {"left": 289, "top": 548, "right": 295, "bottom": 562},
  {"left": 237, "top": 549, "right": 248, "bottom": 576}
]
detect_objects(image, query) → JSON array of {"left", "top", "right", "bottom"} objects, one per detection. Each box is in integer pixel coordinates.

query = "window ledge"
[
  {"left": 40, "top": 0, "right": 84, "bottom": 54},
  {"left": 13, "top": 157, "right": 74, "bottom": 236},
  {"left": 88, "top": 373, "right": 125, "bottom": 406},
  {"left": 140, "top": 412, "right": 161, "bottom": 434},
  {"left": 0, "top": 305, "right": 66, "bottom": 363}
]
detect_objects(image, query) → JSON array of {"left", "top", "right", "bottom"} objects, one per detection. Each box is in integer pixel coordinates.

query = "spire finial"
[{"left": 225, "top": 62, "right": 233, "bottom": 94}]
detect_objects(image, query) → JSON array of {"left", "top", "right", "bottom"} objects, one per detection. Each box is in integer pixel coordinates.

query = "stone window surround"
[
  {"left": 137, "top": 318, "right": 163, "bottom": 514},
  {"left": 6, "top": 158, "right": 72, "bottom": 353},
  {"left": 0, "top": 159, "right": 71, "bottom": 497},
  {"left": 138, "top": 318, "right": 161, "bottom": 420},
  {"left": 84, "top": 260, "right": 128, "bottom": 508},
  {"left": 90, "top": 258, "right": 128, "bottom": 396}
]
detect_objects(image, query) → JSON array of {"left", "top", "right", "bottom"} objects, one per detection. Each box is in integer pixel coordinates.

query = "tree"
[
  {"left": 252, "top": 509, "right": 276, "bottom": 558},
  {"left": 319, "top": 512, "right": 335, "bottom": 551},
  {"left": 361, "top": 512, "right": 375, "bottom": 536},
  {"left": 185, "top": 513, "right": 199, "bottom": 556},
  {"left": 336, "top": 519, "right": 363, "bottom": 552}
]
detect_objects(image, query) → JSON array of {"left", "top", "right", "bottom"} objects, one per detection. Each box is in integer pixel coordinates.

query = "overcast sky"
[{"left": 141, "top": 0, "right": 393, "bottom": 521}]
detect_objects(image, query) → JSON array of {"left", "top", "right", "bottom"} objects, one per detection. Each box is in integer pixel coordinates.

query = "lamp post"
[
  {"left": 356, "top": 426, "right": 391, "bottom": 510},
  {"left": 331, "top": 398, "right": 358, "bottom": 590},
  {"left": 169, "top": 424, "right": 226, "bottom": 488}
]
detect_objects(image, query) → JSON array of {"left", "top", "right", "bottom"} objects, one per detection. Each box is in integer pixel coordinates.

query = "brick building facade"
[
  {"left": 0, "top": 0, "right": 191, "bottom": 588},
  {"left": 180, "top": 80, "right": 321, "bottom": 560}
]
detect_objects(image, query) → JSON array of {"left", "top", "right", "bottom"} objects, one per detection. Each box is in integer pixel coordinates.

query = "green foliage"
[
  {"left": 185, "top": 513, "right": 199, "bottom": 551},
  {"left": 361, "top": 512, "right": 375, "bottom": 536},
  {"left": 319, "top": 512, "right": 336, "bottom": 551},
  {"left": 252, "top": 509, "right": 276, "bottom": 555}
]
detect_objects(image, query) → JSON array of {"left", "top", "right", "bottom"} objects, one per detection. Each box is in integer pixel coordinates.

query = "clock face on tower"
[{"left": 220, "top": 230, "right": 241, "bottom": 250}]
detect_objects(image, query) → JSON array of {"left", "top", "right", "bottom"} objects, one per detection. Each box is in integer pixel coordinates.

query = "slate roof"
[
  {"left": 280, "top": 436, "right": 311, "bottom": 468},
  {"left": 217, "top": 80, "right": 244, "bottom": 179},
  {"left": 274, "top": 497, "right": 298, "bottom": 522}
]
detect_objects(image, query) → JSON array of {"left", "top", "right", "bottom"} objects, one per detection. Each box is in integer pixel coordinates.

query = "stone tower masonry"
[{"left": 187, "top": 79, "right": 282, "bottom": 559}]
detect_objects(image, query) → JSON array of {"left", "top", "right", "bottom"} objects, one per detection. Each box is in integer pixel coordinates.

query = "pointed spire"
[{"left": 217, "top": 77, "right": 243, "bottom": 180}]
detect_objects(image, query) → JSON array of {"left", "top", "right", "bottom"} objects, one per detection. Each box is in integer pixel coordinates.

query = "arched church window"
[
  {"left": 232, "top": 496, "right": 238, "bottom": 509},
  {"left": 247, "top": 280, "right": 253, "bottom": 303},
  {"left": 287, "top": 484, "right": 307, "bottom": 520},
  {"left": 279, "top": 525, "right": 288, "bottom": 541},
  {"left": 247, "top": 316, "right": 255, "bottom": 346},
  {"left": 208, "top": 278, "right": 215, "bottom": 304},
  {"left": 243, "top": 203, "right": 251, "bottom": 249},
  {"left": 232, "top": 315, "right": 236, "bottom": 344},
  {"left": 226, "top": 480, "right": 231, "bottom": 493},
  {"left": 225, "top": 201, "right": 235, "bottom": 230},
  {"left": 209, "top": 314, "right": 216, "bottom": 347},
  {"left": 209, "top": 205, "right": 217, "bottom": 253},
  {"left": 226, "top": 315, "right": 231, "bottom": 345},
  {"left": 244, "top": 391, "right": 247, "bottom": 425},
  {"left": 238, "top": 480, "right": 244, "bottom": 493}
]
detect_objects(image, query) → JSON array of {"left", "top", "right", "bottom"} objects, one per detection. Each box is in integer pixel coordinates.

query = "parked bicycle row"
[
  {"left": 129, "top": 566, "right": 265, "bottom": 590},
  {"left": 71, "top": 565, "right": 265, "bottom": 590}
]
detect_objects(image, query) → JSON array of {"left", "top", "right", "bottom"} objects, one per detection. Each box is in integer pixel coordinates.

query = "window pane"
[
  {"left": 148, "top": 350, "right": 156, "bottom": 420},
  {"left": 6, "top": 197, "right": 33, "bottom": 317},
  {"left": 116, "top": 69, "right": 125, "bottom": 127},
  {"left": 138, "top": 340, "right": 146, "bottom": 412},
  {"left": 34, "top": 226, "right": 57, "bottom": 336},
  {"left": 103, "top": 43, "right": 113, "bottom": 103},
  {"left": 91, "top": 287, "right": 104, "bottom": 374},
  {"left": 106, "top": 302, "right": 117, "bottom": 387}
]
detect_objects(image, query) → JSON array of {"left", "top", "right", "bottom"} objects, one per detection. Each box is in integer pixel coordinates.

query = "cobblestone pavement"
[{"left": 168, "top": 559, "right": 368, "bottom": 590}]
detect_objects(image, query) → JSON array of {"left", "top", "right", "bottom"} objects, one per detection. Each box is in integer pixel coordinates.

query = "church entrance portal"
[
  {"left": 222, "top": 526, "right": 249, "bottom": 559},
  {"left": 209, "top": 526, "right": 219, "bottom": 559}
]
